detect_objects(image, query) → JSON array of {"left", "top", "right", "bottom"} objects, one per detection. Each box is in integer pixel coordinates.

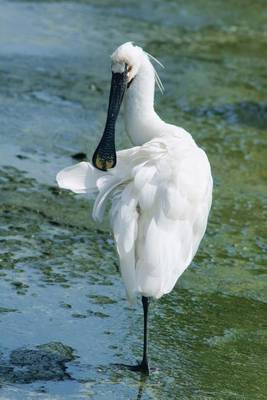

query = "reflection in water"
[{"left": 136, "top": 374, "right": 148, "bottom": 400}]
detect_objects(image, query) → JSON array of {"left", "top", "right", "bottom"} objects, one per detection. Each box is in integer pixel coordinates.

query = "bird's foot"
[
  {"left": 113, "top": 359, "right": 150, "bottom": 375},
  {"left": 128, "top": 359, "right": 150, "bottom": 375}
]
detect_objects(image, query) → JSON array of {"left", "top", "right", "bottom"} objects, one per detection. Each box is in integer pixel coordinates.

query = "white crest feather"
[{"left": 144, "top": 51, "right": 165, "bottom": 94}]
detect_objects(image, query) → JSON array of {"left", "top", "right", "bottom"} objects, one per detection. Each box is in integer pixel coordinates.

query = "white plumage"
[{"left": 57, "top": 42, "right": 213, "bottom": 303}]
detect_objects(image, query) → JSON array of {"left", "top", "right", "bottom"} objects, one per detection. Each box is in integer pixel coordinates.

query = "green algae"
[{"left": 0, "top": 0, "right": 266, "bottom": 399}]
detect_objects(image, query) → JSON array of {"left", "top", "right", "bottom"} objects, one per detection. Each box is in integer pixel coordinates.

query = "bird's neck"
[{"left": 124, "top": 57, "right": 164, "bottom": 146}]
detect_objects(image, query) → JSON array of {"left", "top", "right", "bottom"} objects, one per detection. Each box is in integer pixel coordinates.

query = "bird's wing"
[
  {"left": 108, "top": 135, "right": 212, "bottom": 301},
  {"left": 126, "top": 135, "right": 213, "bottom": 299},
  {"left": 56, "top": 136, "right": 212, "bottom": 301}
]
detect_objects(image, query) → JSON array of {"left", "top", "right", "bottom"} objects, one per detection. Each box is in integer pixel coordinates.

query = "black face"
[{"left": 92, "top": 64, "right": 128, "bottom": 171}]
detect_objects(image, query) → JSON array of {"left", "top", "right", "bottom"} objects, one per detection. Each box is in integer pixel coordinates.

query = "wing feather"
[
  {"left": 56, "top": 162, "right": 102, "bottom": 195},
  {"left": 111, "top": 183, "right": 139, "bottom": 302},
  {"left": 131, "top": 138, "right": 212, "bottom": 299}
]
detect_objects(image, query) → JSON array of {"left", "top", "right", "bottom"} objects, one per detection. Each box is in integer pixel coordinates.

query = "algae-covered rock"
[{"left": 0, "top": 342, "right": 75, "bottom": 384}]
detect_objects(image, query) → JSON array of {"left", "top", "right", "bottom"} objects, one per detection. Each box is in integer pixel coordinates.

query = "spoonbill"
[{"left": 56, "top": 42, "right": 213, "bottom": 375}]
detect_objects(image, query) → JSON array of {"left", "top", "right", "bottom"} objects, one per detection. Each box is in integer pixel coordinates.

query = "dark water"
[{"left": 0, "top": 0, "right": 266, "bottom": 399}]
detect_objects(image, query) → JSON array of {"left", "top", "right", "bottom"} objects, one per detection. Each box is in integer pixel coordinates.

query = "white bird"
[{"left": 56, "top": 42, "right": 213, "bottom": 375}]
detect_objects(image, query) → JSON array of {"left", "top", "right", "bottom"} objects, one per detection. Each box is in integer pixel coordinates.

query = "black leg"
[
  {"left": 139, "top": 296, "right": 149, "bottom": 374},
  {"left": 128, "top": 296, "right": 150, "bottom": 374},
  {"left": 112, "top": 296, "right": 150, "bottom": 375}
]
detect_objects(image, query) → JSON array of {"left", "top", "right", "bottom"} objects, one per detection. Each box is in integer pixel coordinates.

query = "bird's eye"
[{"left": 127, "top": 65, "right": 133, "bottom": 73}]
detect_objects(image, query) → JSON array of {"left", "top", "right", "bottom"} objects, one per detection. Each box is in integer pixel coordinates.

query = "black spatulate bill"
[{"left": 92, "top": 66, "right": 128, "bottom": 171}]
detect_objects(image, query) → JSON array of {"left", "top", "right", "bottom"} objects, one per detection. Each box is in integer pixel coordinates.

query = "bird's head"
[
  {"left": 111, "top": 42, "right": 143, "bottom": 88},
  {"left": 92, "top": 42, "right": 162, "bottom": 171},
  {"left": 92, "top": 42, "right": 143, "bottom": 171}
]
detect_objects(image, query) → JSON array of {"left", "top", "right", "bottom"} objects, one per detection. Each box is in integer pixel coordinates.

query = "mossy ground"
[{"left": 0, "top": 0, "right": 266, "bottom": 399}]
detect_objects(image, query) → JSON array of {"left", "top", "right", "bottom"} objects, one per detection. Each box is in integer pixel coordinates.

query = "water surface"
[{"left": 0, "top": 0, "right": 266, "bottom": 399}]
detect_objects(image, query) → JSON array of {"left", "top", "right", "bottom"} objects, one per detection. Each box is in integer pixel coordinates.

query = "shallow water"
[{"left": 0, "top": 0, "right": 266, "bottom": 399}]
